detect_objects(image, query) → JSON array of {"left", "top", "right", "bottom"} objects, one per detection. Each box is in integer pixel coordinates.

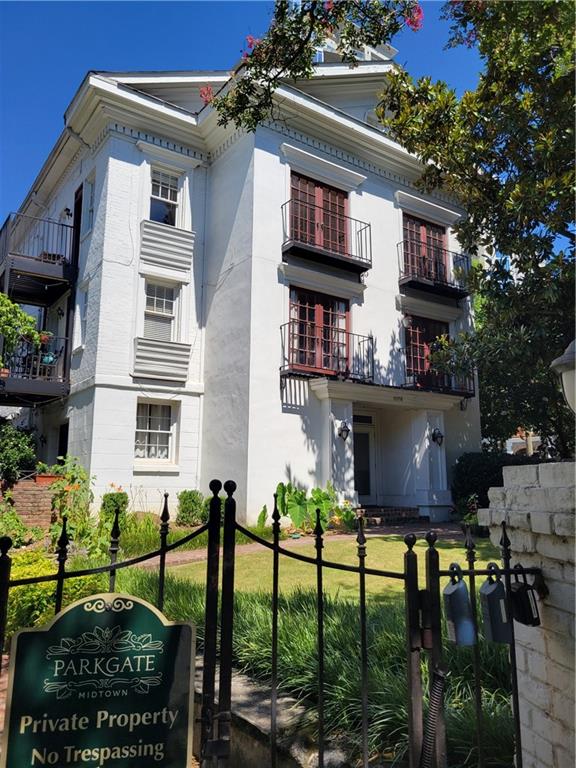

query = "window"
[
  {"left": 144, "top": 282, "right": 176, "bottom": 341},
  {"left": 72, "top": 285, "right": 88, "bottom": 350},
  {"left": 405, "top": 316, "right": 449, "bottom": 390},
  {"left": 402, "top": 214, "right": 446, "bottom": 282},
  {"left": 81, "top": 175, "right": 95, "bottom": 235},
  {"left": 288, "top": 288, "right": 349, "bottom": 374},
  {"left": 290, "top": 173, "right": 348, "bottom": 255},
  {"left": 150, "top": 169, "right": 178, "bottom": 226},
  {"left": 134, "top": 402, "right": 175, "bottom": 460}
]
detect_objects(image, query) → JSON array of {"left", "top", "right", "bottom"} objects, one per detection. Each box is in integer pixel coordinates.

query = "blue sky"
[{"left": 0, "top": 1, "right": 481, "bottom": 217}]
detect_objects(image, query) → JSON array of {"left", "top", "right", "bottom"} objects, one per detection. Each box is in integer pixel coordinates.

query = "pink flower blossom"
[
  {"left": 324, "top": 0, "right": 334, "bottom": 10},
  {"left": 405, "top": 4, "right": 424, "bottom": 31},
  {"left": 199, "top": 85, "right": 214, "bottom": 106},
  {"left": 246, "top": 34, "right": 261, "bottom": 50}
]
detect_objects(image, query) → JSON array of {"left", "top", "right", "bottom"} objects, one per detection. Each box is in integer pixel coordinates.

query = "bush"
[
  {"left": 5, "top": 551, "right": 105, "bottom": 644},
  {"left": 100, "top": 490, "right": 129, "bottom": 529},
  {"left": 451, "top": 451, "right": 545, "bottom": 509},
  {"left": 0, "top": 495, "right": 42, "bottom": 548},
  {"left": 0, "top": 423, "right": 36, "bottom": 486},
  {"left": 176, "top": 489, "right": 207, "bottom": 526}
]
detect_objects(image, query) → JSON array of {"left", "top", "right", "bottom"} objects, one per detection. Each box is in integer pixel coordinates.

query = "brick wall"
[
  {"left": 5, "top": 480, "right": 55, "bottom": 530},
  {"left": 478, "top": 461, "right": 575, "bottom": 768}
]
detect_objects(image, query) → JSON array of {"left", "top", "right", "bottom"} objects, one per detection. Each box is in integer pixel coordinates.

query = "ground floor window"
[{"left": 134, "top": 402, "right": 175, "bottom": 460}]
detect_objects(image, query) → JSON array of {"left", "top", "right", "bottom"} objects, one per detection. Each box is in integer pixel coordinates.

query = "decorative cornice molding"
[
  {"left": 136, "top": 139, "right": 205, "bottom": 169},
  {"left": 394, "top": 190, "right": 462, "bottom": 226},
  {"left": 395, "top": 294, "right": 463, "bottom": 323},
  {"left": 278, "top": 262, "right": 366, "bottom": 300},
  {"left": 280, "top": 142, "right": 367, "bottom": 191}
]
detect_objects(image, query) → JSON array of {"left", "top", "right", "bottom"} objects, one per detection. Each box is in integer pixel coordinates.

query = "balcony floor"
[
  {"left": 282, "top": 241, "right": 370, "bottom": 275},
  {"left": 399, "top": 275, "right": 469, "bottom": 300},
  {"left": 0, "top": 376, "right": 69, "bottom": 405}
]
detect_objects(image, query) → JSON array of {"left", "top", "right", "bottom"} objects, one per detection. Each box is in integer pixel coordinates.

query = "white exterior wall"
[{"left": 200, "top": 133, "right": 255, "bottom": 514}]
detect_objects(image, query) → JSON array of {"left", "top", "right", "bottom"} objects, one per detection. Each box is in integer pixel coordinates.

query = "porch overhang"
[{"left": 309, "top": 378, "right": 462, "bottom": 410}]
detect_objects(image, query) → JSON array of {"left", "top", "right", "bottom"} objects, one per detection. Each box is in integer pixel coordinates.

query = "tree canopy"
[{"left": 212, "top": 0, "right": 575, "bottom": 456}]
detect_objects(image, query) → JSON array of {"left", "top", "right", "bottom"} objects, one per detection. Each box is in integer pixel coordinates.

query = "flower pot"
[
  {"left": 39, "top": 333, "right": 53, "bottom": 345},
  {"left": 0, "top": 368, "right": 9, "bottom": 379},
  {"left": 35, "top": 473, "right": 59, "bottom": 486}
]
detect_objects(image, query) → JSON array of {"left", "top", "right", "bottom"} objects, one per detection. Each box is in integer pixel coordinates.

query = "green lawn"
[{"left": 170, "top": 533, "right": 500, "bottom": 599}]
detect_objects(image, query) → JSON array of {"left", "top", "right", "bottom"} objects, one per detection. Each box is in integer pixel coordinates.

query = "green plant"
[
  {"left": 0, "top": 493, "right": 42, "bottom": 547},
  {"left": 0, "top": 294, "right": 40, "bottom": 367},
  {"left": 40, "top": 455, "right": 95, "bottom": 552},
  {"left": 276, "top": 482, "right": 339, "bottom": 531},
  {"left": 5, "top": 551, "right": 105, "bottom": 643},
  {"left": 176, "top": 489, "right": 207, "bottom": 526},
  {"left": 202, "top": 494, "right": 225, "bottom": 520},
  {"left": 99, "top": 489, "right": 129, "bottom": 528},
  {"left": 451, "top": 452, "right": 544, "bottom": 509},
  {"left": 0, "top": 423, "right": 37, "bottom": 487}
]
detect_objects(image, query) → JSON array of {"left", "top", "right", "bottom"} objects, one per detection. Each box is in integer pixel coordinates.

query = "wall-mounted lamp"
[
  {"left": 460, "top": 398, "right": 468, "bottom": 412},
  {"left": 431, "top": 428, "right": 444, "bottom": 447},
  {"left": 550, "top": 340, "right": 575, "bottom": 414},
  {"left": 39, "top": 434, "right": 47, "bottom": 447},
  {"left": 57, "top": 307, "right": 65, "bottom": 319},
  {"left": 64, "top": 207, "right": 73, "bottom": 219},
  {"left": 402, "top": 315, "right": 413, "bottom": 328},
  {"left": 338, "top": 421, "right": 351, "bottom": 441}
]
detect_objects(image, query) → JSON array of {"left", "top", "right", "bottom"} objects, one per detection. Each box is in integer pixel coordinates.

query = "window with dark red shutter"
[
  {"left": 405, "top": 316, "right": 449, "bottom": 390},
  {"left": 290, "top": 173, "right": 348, "bottom": 255},
  {"left": 288, "top": 288, "right": 349, "bottom": 375},
  {"left": 402, "top": 214, "right": 447, "bottom": 283}
]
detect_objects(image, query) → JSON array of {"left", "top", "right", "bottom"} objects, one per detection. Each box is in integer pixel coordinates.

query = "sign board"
[{"left": 1, "top": 593, "right": 194, "bottom": 768}]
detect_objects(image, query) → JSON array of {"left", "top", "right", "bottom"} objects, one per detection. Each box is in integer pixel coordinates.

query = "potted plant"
[
  {"left": 39, "top": 330, "right": 53, "bottom": 345},
  {"left": 35, "top": 462, "right": 60, "bottom": 487}
]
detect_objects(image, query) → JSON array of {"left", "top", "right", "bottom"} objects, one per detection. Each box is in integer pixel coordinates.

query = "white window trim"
[
  {"left": 80, "top": 174, "right": 96, "bottom": 239},
  {"left": 136, "top": 140, "right": 203, "bottom": 170},
  {"left": 133, "top": 399, "right": 180, "bottom": 467},
  {"left": 143, "top": 280, "right": 180, "bottom": 343},
  {"left": 72, "top": 282, "right": 89, "bottom": 353}
]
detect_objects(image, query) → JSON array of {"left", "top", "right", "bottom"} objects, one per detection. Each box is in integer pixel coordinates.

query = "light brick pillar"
[{"left": 478, "top": 462, "right": 575, "bottom": 768}]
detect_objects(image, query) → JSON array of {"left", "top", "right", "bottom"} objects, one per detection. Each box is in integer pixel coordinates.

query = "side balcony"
[
  {"left": 281, "top": 200, "right": 372, "bottom": 275},
  {"left": 397, "top": 240, "right": 471, "bottom": 300},
  {"left": 0, "top": 336, "right": 69, "bottom": 404},
  {"left": 280, "top": 321, "right": 374, "bottom": 383},
  {"left": 0, "top": 213, "right": 75, "bottom": 303}
]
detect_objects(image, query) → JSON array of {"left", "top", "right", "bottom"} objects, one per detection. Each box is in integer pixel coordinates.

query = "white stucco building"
[{"left": 0, "top": 44, "right": 481, "bottom": 522}]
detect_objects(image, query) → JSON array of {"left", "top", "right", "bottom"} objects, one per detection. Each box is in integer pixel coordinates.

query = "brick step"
[{"left": 357, "top": 506, "right": 420, "bottom": 525}]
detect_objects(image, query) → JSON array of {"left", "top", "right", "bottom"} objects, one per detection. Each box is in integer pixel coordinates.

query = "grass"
[
  {"left": 117, "top": 567, "right": 513, "bottom": 767},
  {"left": 169, "top": 533, "right": 501, "bottom": 598}
]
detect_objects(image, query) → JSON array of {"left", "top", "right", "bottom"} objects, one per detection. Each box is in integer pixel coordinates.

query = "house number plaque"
[{"left": 1, "top": 593, "right": 194, "bottom": 767}]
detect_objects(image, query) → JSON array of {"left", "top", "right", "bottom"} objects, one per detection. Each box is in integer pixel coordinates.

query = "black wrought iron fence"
[{"left": 0, "top": 481, "right": 546, "bottom": 768}]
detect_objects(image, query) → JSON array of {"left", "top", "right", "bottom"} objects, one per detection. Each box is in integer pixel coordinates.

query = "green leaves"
[{"left": 0, "top": 294, "right": 40, "bottom": 366}]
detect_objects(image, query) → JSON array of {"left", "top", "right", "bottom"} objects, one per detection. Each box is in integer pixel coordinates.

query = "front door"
[{"left": 354, "top": 425, "right": 376, "bottom": 506}]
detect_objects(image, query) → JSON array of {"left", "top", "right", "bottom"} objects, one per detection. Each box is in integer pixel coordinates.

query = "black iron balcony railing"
[
  {"left": 282, "top": 200, "right": 372, "bottom": 271},
  {"left": 0, "top": 213, "right": 74, "bottom": 266},
  {"left": 403, "top": 347, "right": 474, "bottom": 397},
  {"left": 280, "top": 321, "right": 374, "bottom": 383},
  {"left": 397, "top": 240, "right": 471, "bottom": 297},
  {"left": 2, "top": 336, "right": 67, "bottom": 383}
]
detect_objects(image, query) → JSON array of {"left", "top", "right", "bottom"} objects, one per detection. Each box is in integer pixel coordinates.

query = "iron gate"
[{"left": 0, "top": 480, "right": 546, "bottom": 768}]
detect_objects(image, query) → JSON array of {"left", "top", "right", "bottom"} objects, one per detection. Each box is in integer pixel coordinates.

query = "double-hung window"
[
  {"left": 134, "top": 403, "right": 174, "bottom": 461},
  {"left": 288, "top": 288, "right": 349, "bottom": 375},
  {"left": 150, "top": 169, "right": 179, "bottom": 226},
  {"left": 402, "top": 214, "right": 446, "bottom": 283},
  {"left": 144, "top": 282, "right": 176, "bottom": 342}
]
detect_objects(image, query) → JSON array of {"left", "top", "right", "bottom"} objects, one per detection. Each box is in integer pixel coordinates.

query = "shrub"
[
  {"left": 451, "top": 451, "right": 544, "bottom": 509},
  {"left": 0, "top": 423, "right": 37, "bottom": 486},
  {"left": 100, "top": 490, "right": 129, "bottom": 529},
  {"left": 176, "top": 489, "right": 207, "bottom": 526},
  {"left": 5, "top": 550, "right": 105, "bottom": 644},
  {"left": 0, "top": 494, "right": 42, "bottom": 547}
]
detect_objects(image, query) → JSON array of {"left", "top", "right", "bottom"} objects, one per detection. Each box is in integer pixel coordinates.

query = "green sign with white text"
[{"left": 1, "top": 593, "right": 194, "bottom": 768}]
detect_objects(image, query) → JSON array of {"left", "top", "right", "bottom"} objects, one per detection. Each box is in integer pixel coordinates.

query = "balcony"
[
  {"left": 403, "top": 348, "right": 474, "bottom": 397},
  {"left": 0, "top": 213, "right": 74, "bottom": 303},
  {"left": 281, "top": 200, "right": 372, "bottom": 274},
  {"left": 0, "top": 336, "right": 69, "bottom": 404},
  {"left": 397, "top": 240, "right": 470, "bottom": 299},
  {"left": 280, "top": 321, "right": 374, "bottom": 383}
]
